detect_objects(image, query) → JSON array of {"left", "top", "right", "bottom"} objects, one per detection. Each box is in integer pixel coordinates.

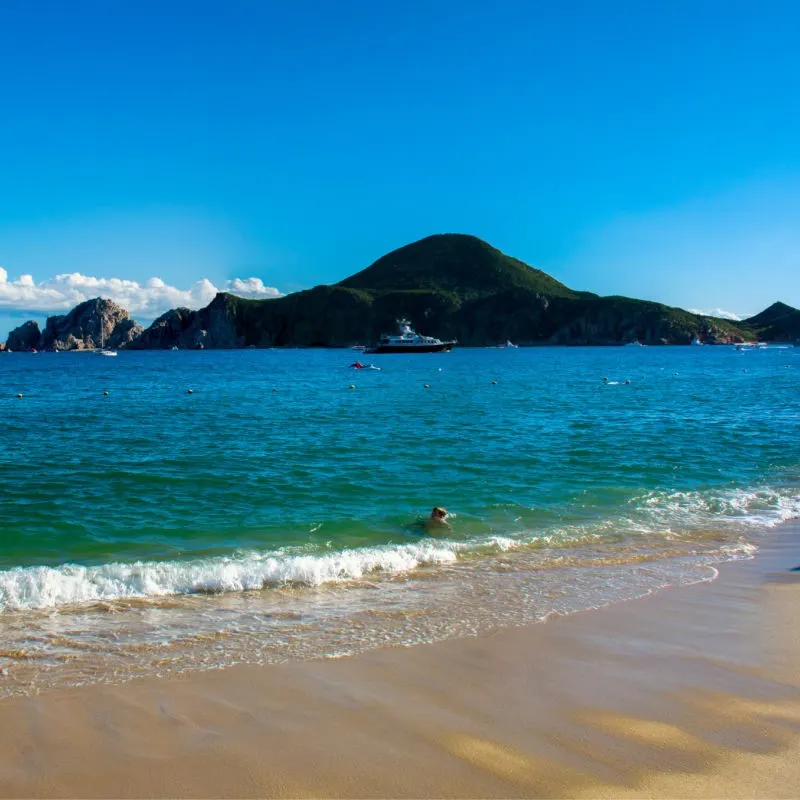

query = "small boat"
[
  {"left": 625, "top": 340, "right": 646, "bottom": 347},
  {"left": 351, "top": 345, "right": 367, "bottom": 351},
  {"left": 499, "top": 340, "right": 519, "bottom": 348},
  {"left": 367, "top": 320, "right": 456, "bottom": 354},
  {"left": 95, "top": 326, "right": 117, "bottom": 356},
  {"left": 690, "top": 337, "right": 704, "bottom": 346},
  {"left": 349, "top": 361, "right": 381, "bottom": 370}
]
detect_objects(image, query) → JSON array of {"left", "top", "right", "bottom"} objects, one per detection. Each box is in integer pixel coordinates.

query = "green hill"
[
  {"left": 338, "top": 233, "right": 577, "bottom": 299},
  {"left": 118, "top": 233, "right": 777, "bottom": 349},
  {"left": 741, "top": 301, "right": 800, "bottom": 342}
]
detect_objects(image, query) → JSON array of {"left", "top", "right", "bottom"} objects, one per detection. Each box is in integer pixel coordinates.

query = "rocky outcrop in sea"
[
  {"left": 4, "top": 298, "right": 143, "bottom": 351},
  {"left": 40, "top": 298, "right": 143, "bottom": 350},
  {"left": 6, "top": 320, "right": 42, "bottom": 351}
]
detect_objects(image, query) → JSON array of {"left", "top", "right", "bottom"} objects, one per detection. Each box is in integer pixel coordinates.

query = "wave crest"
[{"left": 0, "top": 541, "right": 460, "bottom": 612}]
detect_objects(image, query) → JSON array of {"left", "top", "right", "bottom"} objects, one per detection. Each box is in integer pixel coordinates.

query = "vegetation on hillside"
[{"left": 12, "top": 233, "right": 796, "bottom": 349}]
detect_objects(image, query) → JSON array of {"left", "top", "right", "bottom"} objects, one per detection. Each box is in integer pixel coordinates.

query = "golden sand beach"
[{"left": 0, "top": 525, "right": 798, "bottom": 799}]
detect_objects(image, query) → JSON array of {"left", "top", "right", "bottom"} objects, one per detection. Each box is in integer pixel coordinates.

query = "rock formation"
[
  {"left": 6, "top": 320, "right": 42, "bottom": 351},
  {"left": 40, "top": 298, "right": 143, "bottom": 350},
  {"left": 127, "top": 307, "right": 196, "bottom": 349}
]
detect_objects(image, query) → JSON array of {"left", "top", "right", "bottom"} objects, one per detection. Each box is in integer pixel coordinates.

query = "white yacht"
[{"left": 367, "top": 320, "right": 456, "bottom": 354}]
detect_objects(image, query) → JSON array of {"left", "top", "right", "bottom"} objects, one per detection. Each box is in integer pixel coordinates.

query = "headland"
[{"left": 5, "top": 234, "right": 800, "bottom": 350}]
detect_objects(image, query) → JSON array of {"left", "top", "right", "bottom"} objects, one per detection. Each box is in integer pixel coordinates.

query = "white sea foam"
[
  {"left": 636, "top": 486, "right": 800, "bottom": 529},
  {"left": 1, "top": 486, "right": 797, "bottom": 613},
  {"left": 0, "top": 540, "right": 462, "bottom": 611}
]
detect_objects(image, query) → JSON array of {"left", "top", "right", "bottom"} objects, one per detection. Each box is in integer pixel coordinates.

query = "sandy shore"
[{"left": 0, "top": 524, "right": 798, "bottom": 799}]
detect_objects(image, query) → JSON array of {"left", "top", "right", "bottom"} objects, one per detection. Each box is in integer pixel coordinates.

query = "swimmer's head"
[{"left": 431, "top": 506, "right": 448, "bottom": 519}]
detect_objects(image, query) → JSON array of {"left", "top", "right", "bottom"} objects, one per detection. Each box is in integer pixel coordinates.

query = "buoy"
[
  {"left": 16, "top": 393, "right": 23, "bottom": 398},
  {"left": 187, "top": 389, "right": 194, "bottom": 394}
]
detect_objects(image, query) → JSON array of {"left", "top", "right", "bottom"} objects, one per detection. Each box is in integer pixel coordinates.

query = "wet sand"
[{"left": 0, "top": 524, "right": 798, "bottom": 799}]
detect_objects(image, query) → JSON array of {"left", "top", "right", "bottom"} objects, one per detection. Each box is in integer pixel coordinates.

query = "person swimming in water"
[{"left": 424, "top": 506, "right": 450, "bottom": 532}]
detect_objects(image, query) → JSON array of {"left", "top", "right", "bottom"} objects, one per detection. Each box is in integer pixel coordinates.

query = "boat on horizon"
[{"left": 366, "top": 320, "right": 456, "bottom": 354}]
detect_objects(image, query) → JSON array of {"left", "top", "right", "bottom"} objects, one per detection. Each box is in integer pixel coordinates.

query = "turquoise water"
[{"left": 1, "top": 346, "right": 798, "bottom": 694}]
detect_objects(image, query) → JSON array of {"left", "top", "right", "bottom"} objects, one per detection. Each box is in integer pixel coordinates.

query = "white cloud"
[
  {"left": 226, "top": 277, "right": 281, "bottom": 299},
  {"left": 0, "top": 268, "right": 283, "bottom": 320},
  {"left": 687, "top": 308, "right": 747, "bottom": 321}
]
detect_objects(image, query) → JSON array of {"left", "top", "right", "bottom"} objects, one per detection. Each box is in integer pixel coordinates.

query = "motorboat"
[{"left": 367, "top": 320, "right": 456, "bottom": 354}]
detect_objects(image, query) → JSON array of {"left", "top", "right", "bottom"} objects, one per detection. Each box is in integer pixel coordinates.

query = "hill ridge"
[
  {"left": 338, "top": 233, "right": 576, "bottom": 299},
  {"left": 5, "top": 233, "right": 796, "bottom": 349}
]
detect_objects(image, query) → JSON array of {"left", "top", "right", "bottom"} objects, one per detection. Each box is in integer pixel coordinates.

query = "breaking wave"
[{"left": 1, "top": 485, "right": 797, "bottom": 613}]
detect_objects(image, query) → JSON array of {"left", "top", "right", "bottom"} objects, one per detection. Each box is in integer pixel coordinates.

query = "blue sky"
[{"left": 1, "top": 0, "right": 799, "bottom": 336}]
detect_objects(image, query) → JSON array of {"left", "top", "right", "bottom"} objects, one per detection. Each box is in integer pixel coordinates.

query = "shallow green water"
[{"left": 0, "top": 346, "right": 798, "bottom": 694}]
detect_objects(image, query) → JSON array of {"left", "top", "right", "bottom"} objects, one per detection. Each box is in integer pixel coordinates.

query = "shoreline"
[
  {"left": 0, "top": 523, "right": 798, "bottom": 798},
  {"left": 5, "top": 341, "right": 790, "bottom": 351}
]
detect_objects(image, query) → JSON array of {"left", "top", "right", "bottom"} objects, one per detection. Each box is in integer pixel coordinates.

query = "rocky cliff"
[
  {"left": 6, "top": 320, "right": 42, "bottom": 351},
  {"left": 42, "top": 298, "right": 143, "bottom": 350},
  {"left": 127, "top": 296, "right": 243, "bottom": 349},
  {"left": 4, "top": 298, "right": 143, "bottom": 351}
]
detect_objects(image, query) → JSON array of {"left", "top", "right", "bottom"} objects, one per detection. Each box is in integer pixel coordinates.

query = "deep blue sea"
[{"left": 1, "top": 345, "right": 798, "bottom": 695}]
